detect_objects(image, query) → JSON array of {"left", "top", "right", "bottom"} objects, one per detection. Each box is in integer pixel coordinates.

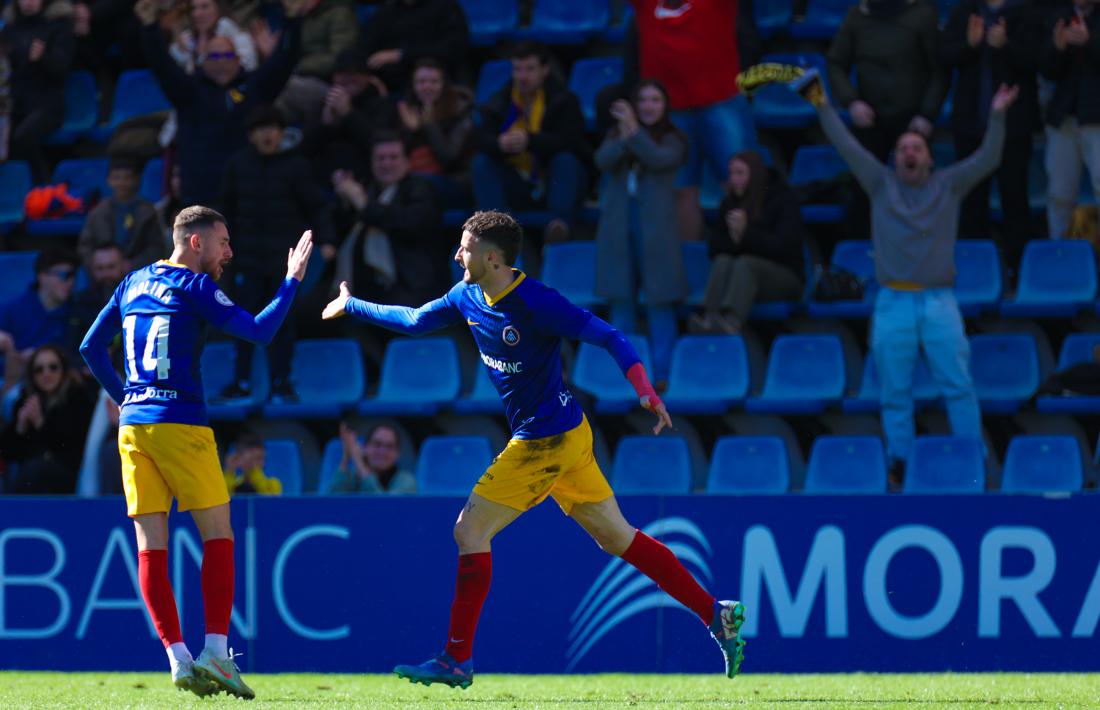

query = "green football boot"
[{"left": 193, "top": 647, "right": 255, "bottom": 699}]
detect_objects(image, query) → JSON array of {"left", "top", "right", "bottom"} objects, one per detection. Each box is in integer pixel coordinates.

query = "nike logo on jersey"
[{"left": 654, "top": 0, "right": 693, "bottom": 19}]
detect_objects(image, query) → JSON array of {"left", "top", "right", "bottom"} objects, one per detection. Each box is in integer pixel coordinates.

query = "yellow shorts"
[
  {"left": 474, "top": 415, "right": 613, "bottom": 514},
  {"left": 119, "top": 423, "right": 229, "bottom": 517}
]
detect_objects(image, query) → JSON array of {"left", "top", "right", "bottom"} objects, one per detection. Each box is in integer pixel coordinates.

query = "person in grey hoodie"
[{"left": 799, "top": 72, "right": 1019, "bottom": 480}]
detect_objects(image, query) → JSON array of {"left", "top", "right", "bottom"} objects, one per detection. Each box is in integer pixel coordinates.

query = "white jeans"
[{"left": 1045, "top": 117, "right": 1100, "bottom": 239}]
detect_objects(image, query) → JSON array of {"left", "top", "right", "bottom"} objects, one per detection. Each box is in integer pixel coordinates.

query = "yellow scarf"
[{"left": 507, "top": 87, "right": 545, "bottom": 179}]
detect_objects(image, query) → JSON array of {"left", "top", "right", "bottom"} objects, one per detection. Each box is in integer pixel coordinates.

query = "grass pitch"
[{"left": 1, "top": 672, "right": 1097, "bottom": 709}]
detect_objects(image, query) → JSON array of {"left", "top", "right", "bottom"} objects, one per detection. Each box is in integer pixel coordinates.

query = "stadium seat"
[
  {"left": 1001, "top": 240, "right": 1098, "bottom": 317},
  {"left": 843, "top": 355, "right": 940, "bottom": 414},
  {"left": 903, "top": 436, "right": 985, "bottom": 494},
  {"left": 755, "top": 0, "right": 793, "bottom": 39},
  {"left": 1001, "top": 435, "right": 1083, "bottom": 493},
  {"left": 969, "top": 334, "right": 1039, "bottom": 413},
  {"left": 568, "top": 57, "right": 623, "bottom": 132},
  {"left": 316, "top": 437, "right": 344, "bottom": 494},
  {"left": 516, "top": 0, "right": 610, "bottom": 44},
  {"left": 706, "top": 436, "right": 789, "bottom": 493},
  {"left": 416, "top": 436, "right": 494, "bottom": 495},
  {"left": 475, "top": 59, "right": 512, "bottom": 105},
  {"left": 453, "top": 363, "right": 503, "bottom": 414},
  {"left": 46, "top": 72, "right": 97, "bottom": 145},
  {"left": 804, "top": 436, "right": 887, "bottom": 494},
  {"left": 0, "top": 161, "right": 32, "bottom": 232},
  {"left": 540, "top": 241, "right": 603, "bottom": 309},
  {"left": 201, "top": 341, "right": 270, "bottom": 420},
  {"left": 359, "top": 337, "right": 461, "bottom": 416},
  {"left": 662, "top": 336, "right": 749, "bottom": 414},
  {"left": 140, "top": 158, "right": 165, "bottom": 203},
  {"left": 745, "top": 335, "right": 846, "bottom": 414},
  {"left": 1037, "top": 333, "right": 1100, "bottom": 414},
  {"left": 807, "top": 240, "right": 877, "bottom": 318},
  {"left": 91, "top": 69, "right": 170, "bottom": 143},
  {"left": 954, "top": 240, "right": 1002, "bottom": 315},
  {"left": 263, "top": 439, "right": 303, "bottom": 494},
  {"left": 789, "top": 144, "right": 848, "bottom": 224},
  {"left": 0, "top": 251, "right": 38, "bottom": 304},
  {"left": 602, "top": 3, "right": 633, "bottom": 42},
  {"left": 611, "top": 436, "right": 692, "bottom": 495},
  {"left": 27, "top": 158, "right": 110, "bottom": 236},
  {"left": 748, "top": 242, "right": 814, "bottom": 320},
  {"left": 789, "top": 0, "right": 857, "bottom": 39},
  {"left": 264, "top": 339, "right": 366, "bottom": 419},
  {"left": 572, "top": 334, "right": 652, "bottom": 414},
  {"left": 751, "top": 53, "right": 831, "bottom": 129}
]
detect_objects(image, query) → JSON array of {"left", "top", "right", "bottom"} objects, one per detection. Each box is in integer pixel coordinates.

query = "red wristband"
[{"left": 626, "top": 362, "right": 658, "bottom": 401}]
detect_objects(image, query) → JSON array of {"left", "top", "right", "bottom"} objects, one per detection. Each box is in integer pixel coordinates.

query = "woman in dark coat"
[
  {"left": 690, "top": 150, "right": 806, "bottom": 334},
  {"left": 594, "top": 79, "right": 687, "bottom": 386}
]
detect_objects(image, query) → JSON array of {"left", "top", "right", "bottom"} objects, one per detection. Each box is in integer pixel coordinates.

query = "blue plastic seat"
[
  {"left": 612, "top": 436, "right": 692, "bottom": 495},
  {"left": 807, "top": 240, "right": 877, "bottom": 318},
  {"left": 416, "top": 436, "right": 494, "bottom": 495},
  {"left": 755, "top": 0, "right": 793, "bottom": 38},
  {"left": 969, "top": 334, "right": 1039, "bottom": 413},
  {"left": 954, "top": 240, "right": 1002, "bottom": 315},
  {"left": 903, "top": 436, "right": 985, "bottom": 494},
  {"left": 540, "top": 241, "right": 603, "bottom": 308},
  {"left": 201, "top": 340, "right": 270, "bottom": 420},
  {"left": 475, "top": 59, "right": 513, "bottom": 104},
  {"left": 790, "top": 144, "right": 848, "bottom": 224},
  {"left": 140, "top": 158, "right": 165, "bottom": 202},
  {"left": 745, "top": 335, "right": 846, "bottom": 414},
  {"left": 359, "top": 337, "right": 460, "bottom": 415},
  {"left": 0, "top": 161, "right": 32, "bottom": 231},
  {"left": 572, "top": 334, "right": 652, "bottom": 414},
  {"left": 263, "top": 439, "right": 303, "bottom": 494},
  {"left": 47, "top": 72, "right": 97, "bottom": 145},
  {"left": 452, "top": 363, "right": 503, "bottom": 414},
  {"left": 603, "top": 3, "right": 633, "bottom": 42},
  {"left": 804, "top": 436, "right": 887, "bottom": 494},
  {"left": 316, "top": 437, "right": 344, "bottom": 494},
  {"left": 1001, "top": 435, "right": 1083, "bottom": 493},
  {"left": 789, "top": 0, "right": 856, "bottom": 39},
  {"left": 662, "top": 336, "right": 749, "bottom": 414},
  {"left": 0, "top": 251, "right": 38, "bottom": 304},
  {"left": 91, "top": 69, "right": 170, "bottom": 143},
  {"left": 1001, "top": 240, "right": 1098, "bottom": 317},
  {"left": 568, "top": 57, "right": 623, "bottom": 132},
  {"left": 706, "top": 436, "right": 789, "bottom": 494},
  {"left": 516, "top": 0, "right": 610, "bottom": 44},
  {"left": 751, "top": 53, "right": 831, "bottom": 129},
  {"left": 52, "top": 158, "right": 110, "bottom": 199},
  {"left": 1037, "top": 333, "right": 1100, "bottom": 413},
  {"left": 843, "top": 354, "right": 940, "bottom": 414},
  {"left": 264, "top": 339, "right": 365, "bottom": 419}
]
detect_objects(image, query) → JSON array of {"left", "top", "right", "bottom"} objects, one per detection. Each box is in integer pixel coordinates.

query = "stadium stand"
[
  {"left": 359, "top": 338, "right": 462, "bottom": 416},
  {"left": 745, "top": 335, "right": 846, "bottom": 414},
  {"left": 1000, "top": 436, "right": 1084, "bottom": 493},
  {"left": 662, "top": 335, "right": 750, "bottom": 415},
  {"left": 903, "top": 436, "right": 985, "bottom": 494},
  {"left": 803, "top": 436, "right": 888, "bottom": 494},
  {"left": 611, "top": 435, "right": 693, "bottom": 495},
  {"left": 706, "top": 436, "right": 790, "bottom": 494},
  {"left": 263, "top": 439, "right": 304, "bottom": 495},
  {"left": 416, "top": 436, "right": 494, "bottom": 495}
]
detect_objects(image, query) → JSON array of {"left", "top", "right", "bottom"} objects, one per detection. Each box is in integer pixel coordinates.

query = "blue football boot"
[{"left": 394, "top": 652, "right": 474, "bottom": 689}]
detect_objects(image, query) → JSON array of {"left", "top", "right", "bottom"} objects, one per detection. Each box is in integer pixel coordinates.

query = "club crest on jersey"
[
  {"left": 502, "top": 325, "right": 521, "bottom": 346},
  {"left": 215, "top": 290, "right": 234, "bottom": 307}
]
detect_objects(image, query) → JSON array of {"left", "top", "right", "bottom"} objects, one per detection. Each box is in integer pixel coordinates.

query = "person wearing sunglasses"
[
  {"left": 0, "top": 343, "right": 97, "bottom": 494},
  {"left": 0, "top": 248, "right": 80, "bottom": 394}
]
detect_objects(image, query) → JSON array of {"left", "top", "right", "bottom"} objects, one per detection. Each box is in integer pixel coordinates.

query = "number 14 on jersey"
[{"left": 123, "top": 314, "right": 172, "bottom": 381}]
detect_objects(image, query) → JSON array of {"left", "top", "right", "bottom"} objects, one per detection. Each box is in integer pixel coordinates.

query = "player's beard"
[{"left": 203, "top": 254, "right": 227, "bottom": 280}]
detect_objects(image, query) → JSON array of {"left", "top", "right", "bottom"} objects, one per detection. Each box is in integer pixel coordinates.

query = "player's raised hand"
[
  {"left": 322, "top": 281, "right": 352, "bottom": 320},
  {"left": 286, "top": 229, "right": 313, "bottom": 282},
  {"left": 641, "top": 395, "right": 673, "bottom": 435}
]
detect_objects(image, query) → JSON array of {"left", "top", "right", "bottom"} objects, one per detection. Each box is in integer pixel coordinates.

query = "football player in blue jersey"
[
  {"left": 81, "top": 206, "right": 313, "bottom": 698},
  {"left": 323, "top": 210, "right": 745, "bottom": 689}
]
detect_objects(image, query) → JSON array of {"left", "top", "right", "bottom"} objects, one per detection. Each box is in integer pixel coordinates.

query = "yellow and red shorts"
[
  {"left": 474, "top": 415, "right": 613, "bottom": 514},
  {"left": 118, "top": 423, "right": 229, "bottom": 517}
]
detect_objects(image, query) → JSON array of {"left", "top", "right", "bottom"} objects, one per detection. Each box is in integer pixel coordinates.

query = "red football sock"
[
  {"left": 137, "top": 549, "right": 183, "bottom": 648},
  {"left": 201, "top": 538, "right": 235, "bottom": 636},
  {"left": 621, "top": 530, "right": 716, "bottom": 625},
  {"left": 444, "top": 552, "right": 492, "bottom": 663}
]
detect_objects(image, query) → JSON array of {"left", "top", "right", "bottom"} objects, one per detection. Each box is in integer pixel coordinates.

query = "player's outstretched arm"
[
  {"left": 322, "top": 280, "right": 462, "bottom": 335},
  {"left": 218, "top": 230, "right": 312, "bottom": 345},
  {"left": 80, "top": 300, "right": 126, "bottom": 405}
]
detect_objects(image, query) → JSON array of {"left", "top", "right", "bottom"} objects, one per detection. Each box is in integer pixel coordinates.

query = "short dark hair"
[
  {"left": 509, "top": 40, "right": 550, "bottom": 65},
  {"left": 235, "top": 430, "right": 265, "bottom": 451},
  {"left": 462, "top": 211, "right": 523, "bottom": 266},
  {"left": 895, "top": 130, "right": 932, "bottom": 158},
  {"left": 107, "top": 156, "right": 142, "bottom": 176},
  {"left": 333, "top": 48, "right": 370, "bottom": 76},
  {"left": 172, "top": 205, "right": 227, "bottom": 246},
  {"left": 370, "top": 130, "right": 407, "bottom": 155},
  {"left": 245, "top": 104, "right": 286, "bottom": 132},
  {"left": 91, "top": 242, "right": 124, "bottom": 257},
  {"left": 35, "top": 247, "right": 79, "bottom": 275}
]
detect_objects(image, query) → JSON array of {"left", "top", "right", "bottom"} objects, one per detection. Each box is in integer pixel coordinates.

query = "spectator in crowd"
[
  {"left": 799, "top": 72, "right": 1018, "bottom": 483},
  {"left": 170, "top": 0, "right": 258, "bottom": 73},
  {"left": 222, "top": 431, "right": 283, "bottom": 495},
  {"left": 217, "top": 104, "right": 334, "bottom": 402},
  {"left": 67, "top": 243, "right": 127, "bottom": 366},
  {"left": 77, "top": 157, "right": 168, "bottom": 270},
  {"left": 0, "top": 248, "right": 80, "bottom": 392},
  {"left": 72, "top": 0, "right": 145, "bottom": 74},
  {"left": 272, "top": 0, "right": 358, "bottom": 121},
  {"left": 471, "top": 41, "right": 588, "bottom": 243},
  {"left": 629, "top": 0, "right": 759, "bottom": 242},
  {"left": 1040, "top": 0, "right": 1100, "bottom": 239},
  {"left": 331, "top": 132, "right": 444, "bottom": 308},
  {"left": 135, "top": 0, "right": 302, "bottom": 206},
  {"left": 305, "top": 48, "right": 397, "bottom": 182},
  {"left": 828, "top": 0, "right": 948, "bottom": 239},
  {"left": 941, "top": 0, "right": 1043, "bottom": 273},
  {"left": 359, "top": 0, "right": 469, "bottom": 94},
  {"left": 690, "top": 150, "right": 806, "bottom": 335},
  {"left": 1, "top": 0, "right": 76, "bottom": 183},
  {"left": 594, "top": 79, "right": 687, "bottom": 387},
  {"left": 1, "top": 344, "right": 96, "bottom": 494},
  {"left": 397, "top": 57, "right": 474, "bottom": 203},
  {"left": 327, "top": 421, "right": 415, "bottom": 494}
]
